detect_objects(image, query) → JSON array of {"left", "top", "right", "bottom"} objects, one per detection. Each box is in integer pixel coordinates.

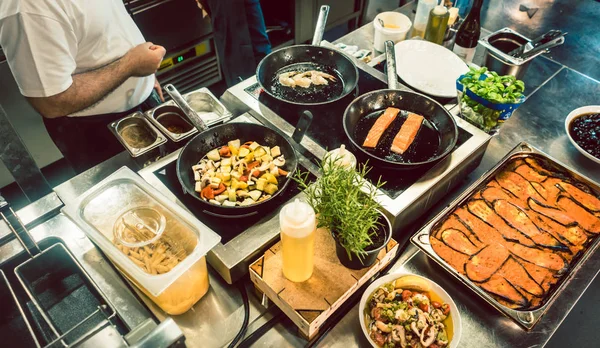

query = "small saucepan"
[{"left": 343, "top": 41, "right": 458, "bottom": 171}]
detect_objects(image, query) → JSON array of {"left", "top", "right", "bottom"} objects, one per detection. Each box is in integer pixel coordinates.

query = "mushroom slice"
[
  {"left": 420, "top": 325, "right": 438, "bottom": 347},
  {"left": 391, "top": 325, "right": 408, "bottom": 348},
  {"left": 273, "top": 155, "right": 285, "bottom": 167}
]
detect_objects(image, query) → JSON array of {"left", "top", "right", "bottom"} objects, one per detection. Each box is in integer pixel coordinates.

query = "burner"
[
  {"left": 245, "top": 69, "right": 473, "bottom": 200},
  {"left": 152, "top": 160, "right": 315, "bottom": 244}
]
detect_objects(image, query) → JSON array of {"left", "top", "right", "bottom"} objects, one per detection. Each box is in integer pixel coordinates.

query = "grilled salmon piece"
[
  {"left": 391, "top": 113, "right": 424, "bottom": 154},
  {"left": 362, "top": 107, "right": 400, "bottom": 148}
]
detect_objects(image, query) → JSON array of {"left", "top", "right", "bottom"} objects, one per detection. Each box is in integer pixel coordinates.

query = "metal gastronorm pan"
[{"left": 411, "top": 142, "right": 600, "bottom": 330}]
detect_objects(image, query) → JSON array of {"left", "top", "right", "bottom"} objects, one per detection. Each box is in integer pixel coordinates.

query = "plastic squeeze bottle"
[{"left": 279, "top": 199, "right": 317, "bottom": 282}]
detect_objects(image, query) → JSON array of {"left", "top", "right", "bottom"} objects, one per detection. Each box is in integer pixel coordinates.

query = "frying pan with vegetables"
[
  {"left": 177, "top": 123, "right": 298, "bottom": 218},
  {"left": 343, "top": 41, "right": 458, "bottom": 171}
]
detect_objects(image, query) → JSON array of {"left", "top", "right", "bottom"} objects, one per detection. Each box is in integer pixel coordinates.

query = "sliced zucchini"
[
  {"left": 238, "top": 147, "right": 250, "bottom": 158},
  {"left": 249, "top": 190, "right": 262, "bottom": 201},
  {"left": 260, "top": 154, "right": 273, "bottom": 163},
  {"left": 254, "top": 147, "right": 267, "bottom": 158},
  {"left": 207, "top": 148, "right": 221, "bottom": 161},
  {"left": 227, "top": 188, "right": 237, "bottom": 202}
]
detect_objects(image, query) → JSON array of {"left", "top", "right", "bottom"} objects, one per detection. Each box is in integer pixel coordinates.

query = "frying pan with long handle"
[
  {"left": 176, "top": 122, "right": 298, "bottom": 218},
  {"left": 343, "top": 41, "right": 458, "bottom": 171},
  {"left": 256, "top": 5, "right": 359, "bottom": 106}
]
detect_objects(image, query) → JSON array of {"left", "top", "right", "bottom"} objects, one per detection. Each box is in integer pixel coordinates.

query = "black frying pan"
[
  {"left": 343, "top": 41, "right": 458, "bottom": 171},
  {"left": 256, "top": 5, "right": 358, "bottom": 106},
  {"left": 176, "top": 123, "right": 298, "bottom": 218}
]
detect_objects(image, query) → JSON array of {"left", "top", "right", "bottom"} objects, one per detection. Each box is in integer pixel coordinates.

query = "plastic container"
[
  {"left": 63, "top": 167, "right": 221, "bottom": 315},
  {"left": 279, "top": 199, "right": 316, "bottom": 282},
  {"left": 424, "top": 5, "right": 450, "bottom": 45},
  {"left": 412, "top": 0, "right": 437, "bottom": 38},
  {"left": 326, "top": 144, "right": 357, "bottom": 170},
  {"left": 373, "top": 12, "right": 412, "bottom": 52}
]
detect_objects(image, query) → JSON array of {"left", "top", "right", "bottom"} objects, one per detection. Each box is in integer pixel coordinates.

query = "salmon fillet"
[
  {"left": 391, "top": 113, "right": 424, "bottom": 154},
  {"left": 362, "top": 107, "right": 400, "bottom": 148}
]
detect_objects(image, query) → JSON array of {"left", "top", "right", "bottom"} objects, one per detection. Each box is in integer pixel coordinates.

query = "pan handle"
[
  {"left": 385, "top": 40, "right": 398, "bottom": 89},
  {"left": 164, "top": 84, "right": 208, "bottom": 132},
  {"left": 292, "top": 111, "right": 313, "bottom": 144},
  {"left": 312, "top": 5, "right": 330, "bottom": 46}
]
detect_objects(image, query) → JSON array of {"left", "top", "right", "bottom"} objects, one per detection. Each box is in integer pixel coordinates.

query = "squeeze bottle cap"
[{"left": 280, "top": 199, "right": 316, "bottom": 238}]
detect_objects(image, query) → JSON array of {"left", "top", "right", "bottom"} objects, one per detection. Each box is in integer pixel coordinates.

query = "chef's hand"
[
  {"left": 125, "top": 42, "right": 166, "bottom": 77},
  {"left": 154, "top": 77, "right": 165, "bottom": 102}
]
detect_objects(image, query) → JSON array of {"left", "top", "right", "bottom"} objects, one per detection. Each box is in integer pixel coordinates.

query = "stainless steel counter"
[{"left": 6, "top": 2, "right": 597, "bottom": 347}]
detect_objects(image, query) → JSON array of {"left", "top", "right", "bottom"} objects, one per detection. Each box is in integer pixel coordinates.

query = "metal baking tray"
[
  {"left": 109, "top": 112, "right": 167, "bottom": 157},
  {"left": 411, "top": 142, "right": 600, "bottom": 330},
  {"left": 145, "top": 104, "right": 198, "bottom": 142}
]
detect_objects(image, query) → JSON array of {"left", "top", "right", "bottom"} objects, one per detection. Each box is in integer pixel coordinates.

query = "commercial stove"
[{"left": 140, "top": 57, "right": 491, "bottom": 284}]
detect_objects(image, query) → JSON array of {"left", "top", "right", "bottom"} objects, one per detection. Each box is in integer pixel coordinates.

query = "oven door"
[{"left": 124, "top": 0, "right": 213, "bottom": 52}]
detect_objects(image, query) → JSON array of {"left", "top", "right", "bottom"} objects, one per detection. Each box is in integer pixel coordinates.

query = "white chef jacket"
[{"left": 0, "top": 0, "right": 154, "bottom": 116}]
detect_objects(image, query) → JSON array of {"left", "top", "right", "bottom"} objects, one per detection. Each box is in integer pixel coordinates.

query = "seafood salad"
[
  {"left": 365, "top": 276, "right": 452, "bottom": 348},
  {"left": 192, "top": 139, "right": 289, "bottom": 206},
  {"left": 278, "top": 70, "right": 336, "bottom": 88}
]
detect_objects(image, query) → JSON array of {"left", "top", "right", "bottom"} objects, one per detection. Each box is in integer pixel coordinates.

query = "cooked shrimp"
[
  {"left": 310, "top": 73, "right": 329, "bottom": 85},
  {"left": 278, "top": 71, "right": 296, "bottom": 87},
  {"left": 292, "top": 72, "right": 312, "bottom": 88}
]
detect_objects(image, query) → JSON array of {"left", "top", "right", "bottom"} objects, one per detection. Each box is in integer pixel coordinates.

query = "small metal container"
[
  {"left": 479, "top": 28, "right": 537, "bottom": 79},
  {"left": 109, "top": 112, "right": 167, "bottom": 157},
  {"left": 146, "top": 104, "right": 198, "bottom": 142},
  {"left": 411, "top": 142, "right": 600, "bottom": 330},
  {"left": 183, "top": 87, "right": 232, "bottom": 126}
]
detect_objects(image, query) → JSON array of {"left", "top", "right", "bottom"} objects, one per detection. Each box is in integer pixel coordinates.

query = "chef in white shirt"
[{"left": 0, "top": 0, "right": 167, "bottom": 173}]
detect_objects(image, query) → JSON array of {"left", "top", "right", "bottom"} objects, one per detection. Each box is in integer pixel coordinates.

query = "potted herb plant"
[
  {"left": 457, "top": 66, "right": 525, "bottom": 134},
  {"left": 293, "top": 156, "right": 392, "bottom": 269}
]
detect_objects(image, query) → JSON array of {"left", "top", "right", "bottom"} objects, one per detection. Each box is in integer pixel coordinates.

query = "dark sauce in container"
[
  {"left": 354, "top": 110, "right": 441, "bottom": 163},
  {"left": 569, "top": 113, "right": 600, "bottom": 159},
  {"left": 269, "top": 63, "right": 344, "bottom": 103},
  {"left": 157, "top": 112, "right": 194, "bottom": 134}
]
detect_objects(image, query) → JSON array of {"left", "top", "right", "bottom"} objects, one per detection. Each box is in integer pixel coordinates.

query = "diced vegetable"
[
  {"left": 207, "top": 148, "right": 221, "bottom": 161},
  {"left": 261, "top": 173, "right": 278, "bottom": 185},
  {"left": 219, "top": 146, "right": 231, "bottom": 156},
  {"left": 221, "top": 158, "right": 232, "bottom": 167},
  {"left": 270, "top": 166, "right": 279, "bottom": 177},
  {"left": 244, "top": 152, "right": 255, "bottom": 162},
  {"left": 263, "top": 147, "right": 271, "bottom": 156},
  {"left": 223, "top": 200, "right": 237, "bottom": 207},
  {"left": 221, "top": 166, "right": 231, "bottom": 173},
  {"left": 201, "top": 186, "right": 215, "bottom": 200},
  {"left": 222, "top": 172, "right": 231, "bottom": 182},
  {"left": 213, "top": 183, "right": 226, "bottom": 195},
  {"left": 210, "top": 177, "right": 221, "bottom": 188},
  {"left": 192, "top": 164, "right": 202, "bottom": 171},
  {"left": 249, "top": 142, "right": 260, "bottom": 151},
  {"left": 249, "top": 190, "right": 262, "bottom": 201},
  {"left": 254, "top": 147, "right": 267, "bottom": 158},
  {"left": 231, "top": 171, "right": 242, "bottom": 180},
  {"left": 195, "top": 182, "right": 203, "bottom": 193},
  {"left": 227, "top": 188, "right": 236, "bottom": 202},
  {"left": 271, "top": 146, "right": 281, "bottom": 157},
  {"left": 209, "top": 199, "right": 221, "bottom": 205},
  {"left": 240, "top": 198, "right": 255, "bottom": 206},
  {"left": 247, "top": 161, "right": 260, "bottom": 170},
  {"left": 278, "top": 168, "right": 289, "bottom": 176},
  {"left": 215, "top": 194, "right": 228, "bottom": 203},
  {"left": 194, "top": 171, "right": 201, "bottom": 181},
  {"left": 238, "top": 147, "right": 250, "bottom": 158},
  {"left": 260, "top": 154, "right": 273, "bottom": 163},
  {"left": 256, "top": 178, "right": 267, "bottom": 191},
  {"left": 228, "top": 139, "right": 241, "bottom": 151},
  {"left": 264, "top": 183, "right": 278, "bottom": 195}
]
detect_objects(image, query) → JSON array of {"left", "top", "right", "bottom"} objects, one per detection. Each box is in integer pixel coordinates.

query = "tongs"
[
  {"left": 508, "top": 29, "right": 567, "bottom": 59},
  {"left": 164, "top": 84, "right": 208, "bottom": 132}
]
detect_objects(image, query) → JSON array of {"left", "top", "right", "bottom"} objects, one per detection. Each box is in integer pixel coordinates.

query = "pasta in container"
[{"left": 63, "top": 167, "right": 221, "bottom": 315}]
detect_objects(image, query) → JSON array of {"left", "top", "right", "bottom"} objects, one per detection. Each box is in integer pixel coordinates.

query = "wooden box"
[{"left": 249, "top": 228, "right": 399, "bottom": 339}]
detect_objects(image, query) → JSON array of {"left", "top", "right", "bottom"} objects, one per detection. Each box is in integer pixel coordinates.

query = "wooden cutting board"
[{"left": 249, "top": 227, "right": 398, "bottom": 339}]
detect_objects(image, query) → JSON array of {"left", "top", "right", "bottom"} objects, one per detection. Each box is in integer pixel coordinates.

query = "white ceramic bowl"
[
  {"left": 373, "top": 12, "right": 412, "bottom": 52},
  {"left": 359, "top": 273, "right": 462, "bottom": 348},
  {"left": 565, "top": 105, "right": 600, "bottom": 165}
]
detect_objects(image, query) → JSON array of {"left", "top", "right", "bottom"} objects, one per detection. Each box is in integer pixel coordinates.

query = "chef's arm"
[{"left": 27, "top": 43, "right": 166, "bottom": 119}]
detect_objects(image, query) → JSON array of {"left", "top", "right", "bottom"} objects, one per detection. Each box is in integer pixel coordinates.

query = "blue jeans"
[{"left": 203, "top": 0, "right": 272, "bottom": 86}]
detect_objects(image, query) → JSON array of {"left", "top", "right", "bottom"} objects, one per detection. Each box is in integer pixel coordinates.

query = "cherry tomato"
[
  {"left": 402, "top": 290, "right": 412, "bottom": 301},
  {"left": 432, "top": 301, "right": 442, "bottom": 309},
  {"left": 418, "top": 303, "right": 429, "bottom": 312}
]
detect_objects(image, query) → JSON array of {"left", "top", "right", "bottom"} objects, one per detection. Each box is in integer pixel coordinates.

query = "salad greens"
[
  {"left": 459, "top": 66, "right": 525, "bottom": 103},
  {"left": 458, "top": 67, "right": 525, "bottom": 133}
]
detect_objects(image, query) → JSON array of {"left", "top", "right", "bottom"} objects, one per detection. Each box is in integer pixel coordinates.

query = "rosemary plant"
[{"left": 293, "top": 155, "right": 385, "bottom": 261}]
